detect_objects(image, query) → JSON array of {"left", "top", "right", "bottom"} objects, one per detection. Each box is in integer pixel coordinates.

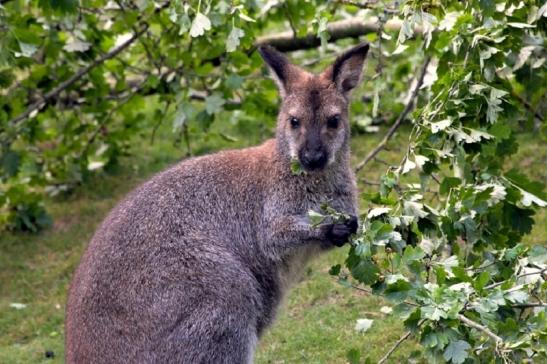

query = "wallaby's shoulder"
[{"left": 157, "top": 138, "right": 279, "bottom": 183}]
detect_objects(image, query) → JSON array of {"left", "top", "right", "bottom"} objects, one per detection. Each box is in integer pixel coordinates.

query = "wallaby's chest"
[{"left": 282, "top": 173, "right": 356, "bottom": 213}]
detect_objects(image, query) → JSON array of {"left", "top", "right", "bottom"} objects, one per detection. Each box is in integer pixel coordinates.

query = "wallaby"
[{"left": 65, "top": 42, "right": 369, "bottom": 363}]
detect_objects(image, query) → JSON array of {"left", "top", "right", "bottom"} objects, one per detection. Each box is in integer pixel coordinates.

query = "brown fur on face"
[{"left": 259, "top": 43, "right": 369, "bottom": 171}]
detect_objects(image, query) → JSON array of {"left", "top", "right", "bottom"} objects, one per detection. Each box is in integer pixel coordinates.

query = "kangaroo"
[{"left": 65, "top": 42, "right": 369, "bottom": 363}]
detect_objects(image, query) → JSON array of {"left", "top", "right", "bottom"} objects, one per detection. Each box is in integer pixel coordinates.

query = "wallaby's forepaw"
[{"left": 325, "top": 215, "right": 358, "bottom": 247}]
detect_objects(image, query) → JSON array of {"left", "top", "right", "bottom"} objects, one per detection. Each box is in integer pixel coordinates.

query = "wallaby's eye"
[
  {"left": 289, "top": 117, "right": 300, "bottom": 129},
  {"left": 327, "top": 115, "right": 340, "bottom": 129}
]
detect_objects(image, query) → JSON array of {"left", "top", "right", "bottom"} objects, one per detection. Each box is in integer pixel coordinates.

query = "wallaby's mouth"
[{"left": 299, "top": 149, "right": 328, "bottom": 171}]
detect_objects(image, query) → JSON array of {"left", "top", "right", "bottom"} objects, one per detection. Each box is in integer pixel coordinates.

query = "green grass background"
[{"left": 1, "top": 121, "right": 545, "bottom": 363}]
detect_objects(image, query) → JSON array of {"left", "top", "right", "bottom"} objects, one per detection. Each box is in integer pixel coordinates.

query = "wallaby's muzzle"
[{"left": 299, "top": 145, "right": 328, "bottom": 171}]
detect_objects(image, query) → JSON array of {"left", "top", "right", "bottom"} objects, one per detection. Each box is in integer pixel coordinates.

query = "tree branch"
[
  {"left": 255, "top": 17, "right": 403, "bottom": 52},
  {"left": 3, "top": 26, "right": 148, "bottom": 131},
  {"left": 511, "top": 303, "right": 547, "bottom": 309},
  {"left": 355, "top": 57, "right": 431, "bottom": 173},
  {"left": 458, "top": 314, "right": 503, "bottom": 345},
  {"left": 510, "top": 89, "right": 544, "bottom": 122},
  {"left": 377, "top": 330, "right": 411, "bottom": 364},
  {"left": 484, "top": 267, "right": 547, "bottom": 290},
  {"left": 4, "top": 13, "right": 408, "bottom": 133},
  {"left": 377, "top": 319, "right": 425, "bottom": 364},
  {"left": 338, "top": 0, "right": 379, "bottom": 9}
]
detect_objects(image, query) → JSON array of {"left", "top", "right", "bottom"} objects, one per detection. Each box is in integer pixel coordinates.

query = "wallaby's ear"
[
  {"left": 258, "top": 45, "right": 302, "bottom": 98},
  {"left": 328, "top": 42, "right": 369, "bottom": 95}
]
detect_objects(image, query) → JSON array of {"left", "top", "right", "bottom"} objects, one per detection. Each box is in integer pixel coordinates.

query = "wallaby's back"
[{"left": 66, "top": 141, "right": 283, "bottom": 362}]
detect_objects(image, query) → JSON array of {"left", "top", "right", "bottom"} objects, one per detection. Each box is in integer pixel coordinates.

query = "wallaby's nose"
[{"left": 300, "top": 147, "right": 328, "bottom": 170}]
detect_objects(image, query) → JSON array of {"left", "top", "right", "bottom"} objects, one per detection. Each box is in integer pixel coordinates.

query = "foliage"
[
  {"left": 323, "top": 1, "right": 547, "bottom": 362},
  {"left": 1, "top": 0, "right": 546, "bottom": 362},
  {"left": 0, "top": 0, "right": 424, "bottom": 231}
]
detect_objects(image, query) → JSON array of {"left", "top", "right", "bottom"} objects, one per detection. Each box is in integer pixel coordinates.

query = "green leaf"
[
  {"left": 39, "top": 0, "right": 77, "bottom": 13},
  {"left": 440, "top": 177, "right": 461, "bottom": 195},
  {"left": 443, "top": 340, "right": 471, "bottom": 364},
  {"left": 422, "top": 305, "right": 447, "bottom": 321},
  {"left": 190, "top": 12, "right": 212, "bottom": 38},
  {"left": 505, "top": 290, "right": 528, "bottom": 304},
  {"left": 403, "top": 246, "right": 425, "bottom": 264},
  {"left": 329, "top": 264, "right": 341, "bottom": 276},
  {"left": 351, "top": 259, "right": 380, "bottom": 285},
  {"left": 173, "top": 103, "right": 195, "bottom": 131},
  {"left": 308, "top": 210, "right": 326, "bottom": 227},
  {"left": 15, "top": 42, "right": 38, "bottom": 58},
  {"left": 474, "top": 271, "right": 490, "bottom": 291},
  {"left": 317, "top": 17, "right": 330, "bottom": 49},
  {"left": 505, "top": 169, "right": 546, "bottom": 200},
  {"left": 290, "top": 158, "right": 305, "bottom": 176},
  {"left": 1, "top": 151, "right": 21, "bottom": 177},
  {"left": 403, "top": 201, "right": 428, "bottom": 219},
  {"left": 225, "top": 74, "right": 244, "bottom": 90},
  {"left": 503, "top": 204, "right": 534, "bottom": 235},
  {"left": 431, "top": 118, "right": 452, "bottom": 133},
  {"left": 63, "top": 38, "right": 91, "bottom": 53},
  {"left": 205, "top": 93, "right": 225, "bottom": 115},
  {"left": 226, "top": 26, "right": 245, "bottom": 52}
]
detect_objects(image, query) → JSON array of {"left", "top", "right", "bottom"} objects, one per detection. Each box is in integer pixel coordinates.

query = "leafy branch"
[
  {"left": 355, "top": 56, "right": 431, "bottom": 173},
  {"left": 1, "top": 3, "right": 170, "bottom": 133}
]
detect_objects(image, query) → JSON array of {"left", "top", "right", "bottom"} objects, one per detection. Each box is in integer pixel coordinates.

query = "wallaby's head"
[{"left": 259, "top": 43, "right": 369, "bottom": 172}]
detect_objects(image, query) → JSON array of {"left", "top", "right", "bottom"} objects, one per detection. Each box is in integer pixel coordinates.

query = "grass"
[{"left": 0, "top": 122, "right": 545, "bottom": 363}]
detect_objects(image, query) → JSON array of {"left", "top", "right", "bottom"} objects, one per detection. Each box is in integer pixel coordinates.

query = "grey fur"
[{"left": 65, "top": 43, "right": 368, "bottom": 364}]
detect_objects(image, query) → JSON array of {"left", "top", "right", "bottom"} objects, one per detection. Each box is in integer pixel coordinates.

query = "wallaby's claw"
[{"left": 326, "top": 215, "right": 358, "bottom": 247}]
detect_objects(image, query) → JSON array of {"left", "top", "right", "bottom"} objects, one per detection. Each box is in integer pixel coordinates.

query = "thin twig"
[
  {"left": 282, "top": 3, "right": 297, "bottom": 38},
  {"left": 183, "top": 123, "right": 192, "bottom": 157},
  {"left": 484, "top": 268, "right": 547, "bottom": 290},
  {"left": 378, "top": 330, "right": 411, "bottom": 364},
  {"left": 355, "top": 57, "right": 431, "bottom": 173},
  {"left": 150, "top": 99, "right": 172, "bottom": 145},
  {"left": 378, "top": 319, "right": 425, "bottom": 364},
  {"left": 115, "top": 0, "right": 163, "bottom": 74},
  {"left": 373, "top": 157, "right": 391, "bottom": 166},
  {"left": 338, "top": 0, "right": 379, "bottom": 9},
  {"left": 510, "top": 89, "right": 543, "bottom": 122},
  {"left": 361, "top": 178, "right": 380, "bottom": 186},
  {"left": 348, "top": 283, "right": 420, "bottom": 307},
  {"left": 457, "top": 314, "right": 503, "bottom": 344},
  {"left": 465, "top": 261, "right": 497, "bottom": 272},
  {"left": 79, "top": 77, "right": 149, "bottom": 158}
]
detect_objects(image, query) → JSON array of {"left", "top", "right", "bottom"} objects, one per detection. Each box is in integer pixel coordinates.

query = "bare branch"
[
  {"left": 150, "top": 99, "right": 172, "bottom": 145},
  {"left": 255, "top": 17, "right": 403, "bottom": 52},
  {"left": 510, "top": 88, "right": 544, "bottom": 122},
  {"left": 355, "top": 57, "right": 431, "bottom": 173},
  {"left": 377, "top": 319, "right": 425, "bottom": 364},
  {"left": 511, "top": 303, "right": 547, "bottom": 309},
  {"left": 378, "top": 330, "right": 412, "bottom": 363},
  {"left": 361, "top": 178, "right": 380, "bottom": 186},
  {"left": 484, "top": 267, "right": 547, "bottom": 290},
  {"left": 338, "top": 0, "right": 379, "bottom": 9}
]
